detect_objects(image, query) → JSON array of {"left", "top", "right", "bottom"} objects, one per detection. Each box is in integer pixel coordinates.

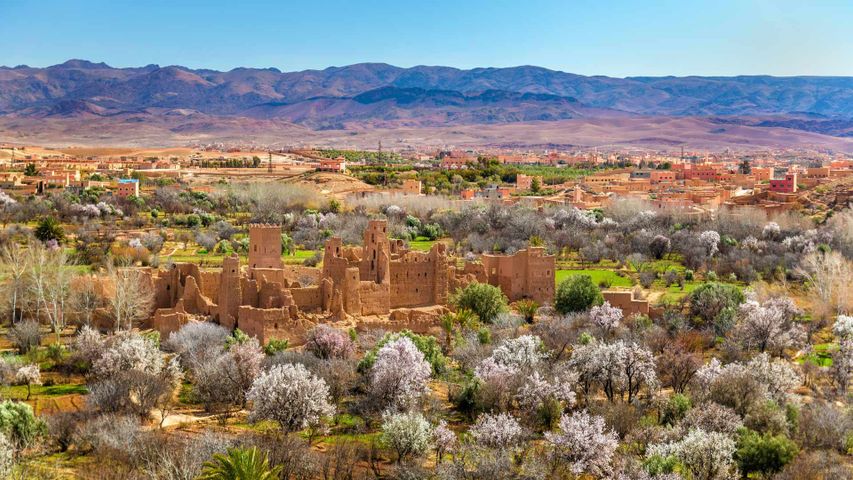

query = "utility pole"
[{"left": 268, "top": 151, "right": 273, "bottom": 173}]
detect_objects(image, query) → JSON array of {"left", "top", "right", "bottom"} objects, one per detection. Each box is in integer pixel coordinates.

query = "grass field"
[{"left": 555, "top": 269, "right": 633, "bottom": 288}]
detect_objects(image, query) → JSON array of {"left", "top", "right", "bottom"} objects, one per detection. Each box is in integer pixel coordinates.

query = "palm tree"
[{"left": 197, "top": 447, "right": 282, "bottom": 480}]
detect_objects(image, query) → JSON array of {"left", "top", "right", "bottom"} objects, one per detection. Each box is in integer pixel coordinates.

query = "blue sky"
[{"left": 2, "top": 0, "right": 851, "bottom": 76}]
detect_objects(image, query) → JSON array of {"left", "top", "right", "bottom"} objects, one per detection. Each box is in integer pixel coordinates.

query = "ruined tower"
[
  {"left": 248, "top": 224, "right": 283, "bottom": 270},
  {"left": 218, "top": 254, "right": 242, "bottom": 329},
  {"left": 360, "top": 219, "right": 390, "bottom": 284}
]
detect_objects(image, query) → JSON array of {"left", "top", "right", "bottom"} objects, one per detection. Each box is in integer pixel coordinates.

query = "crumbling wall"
[
  {"left": 291, "top": 286, "right": 323, "bottom": 311},
  {"left": 602, "top": 290, "right": 650, "bottom": 317}
]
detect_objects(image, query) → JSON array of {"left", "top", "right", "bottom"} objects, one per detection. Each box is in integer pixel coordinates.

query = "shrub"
[
  {"left": 198, "top": 446, "right": 282, "bottom": 480},
  {"left": 688, "top": 282, "right": 744, "bottom": 331},
  {"left": 453, "top": 282, "right": 508, "bottom": 323},
  {"left": 263, "top": 338, "right": 289, "bottom": 356},
  {"left": 660, "top": 394, "right": 691, "bottom": 426},
  {"left": 0, "top": 400, "right": 47, "bottom": 451},
  {"left": 736, "top": 430, "right": 798, "bottom": 476},
  {"left": 555, "top": 275, "right": 604, "bottom": 314},
  {"left": 514, "top": 299, "right": 539, "bottom": 323}
]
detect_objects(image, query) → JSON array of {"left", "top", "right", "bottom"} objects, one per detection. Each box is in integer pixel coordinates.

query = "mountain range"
[{"left": 1, "top": 59, "right": 853, "bottom": 149}]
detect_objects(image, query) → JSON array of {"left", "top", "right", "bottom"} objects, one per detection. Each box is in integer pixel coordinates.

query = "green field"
[{"left": 555, "top": 269, "right": 633, "bottom": 288}]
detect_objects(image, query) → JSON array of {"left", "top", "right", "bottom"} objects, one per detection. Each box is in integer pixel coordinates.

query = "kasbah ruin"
[{"left": 137, "top": 219, "right": 647, "bottom": 346}]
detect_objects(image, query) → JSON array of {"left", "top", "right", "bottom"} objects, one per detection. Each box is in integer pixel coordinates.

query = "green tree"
[
  {"left": 34, "top": 217, "right": 65, "bottom": 244},
  {"left": 688, "top": 282, "right": 744, "bottom": 332},
  {"left": 530, "top": 177, "right": 541, "bottom": 193},
  {"left": 736, "top": 430, "right": 798, "bottom": 476},
  {"left": 281, "top": 234, "right": 295, "bottom": 256},
  {"left": 452, "top": 282, "right": 508, "bottom": 324},
  {"left": 24, "top": 163, "right": 38, "bottom": 176},
  {"left": 198, "top": 446, "right": 282, "bottom": 480},
  {"left": 555, "top": 274, "right": 604, "bottom": 314}
]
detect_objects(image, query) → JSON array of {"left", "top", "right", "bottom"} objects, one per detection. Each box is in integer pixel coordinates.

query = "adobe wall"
[
  {"left": 602, "top": 290, "right": 650, "bottom": 317},
  {"left": 389, "top": 247, "right": 446, "bottom": 308},
  {"left": 237, "top": 305, "right": 304, "bottom": 345},
  {"left": 480, "top": 247, "right": 555, "bottom": 304},
  {"left": 290, "top": 286, "right": 324, "bottom": 312},
  {"left": 248, "top": 224, "right": 283, "bottom": 270}
]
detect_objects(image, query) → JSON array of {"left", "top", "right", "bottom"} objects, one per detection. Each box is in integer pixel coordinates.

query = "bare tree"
[
  {"left": 106, "top": 266, "right": 154, "bottom": 331},
  {"left": 69, "top": 275, "right": 104, "bottom": 328},
  {"left": 797, "top": 251, "right": 853, "bottom": 319},
  {"left": 28, "top": 244, "right": 72, "bottom": 341},
  {"left": 0, "top": 244, "right": 29, "bottom": 325}
]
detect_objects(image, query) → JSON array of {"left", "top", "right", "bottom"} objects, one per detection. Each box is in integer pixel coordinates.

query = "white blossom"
[
  {"left": 589, "top": 301, "right": 623, "bottom": 335},
  {"left": 432, "top": 420, "right": 457, "bottom": 461},
  {"left": 488, "top": 335, "right": 547, "bottom": 371},
  {"left": 746, "top": 353, "right": 800, "bottom": 404},
  {"left": 247, "top": 363, "right": 334, "bottom": 433},
  {"left": 732, "top": 294, "right": 804, "bottom": 354},
  {"left": 545, "top": 411, "right": 618, "bottom": 478},
  {"left": 762, "top": 222, "right": 781, "bottom": 239},
  {"left": 516, "top": 370, "right": 577, "bottom": 414},
  {"left": 92, "top": 332, "right": 163, "bottom": 379},
  {"left": 469, "top": 412, "right": 523, "bottom": 450},
  {"left": 681, "top": 403, "right": 743, "bottom": 438},
  {"left": 832, "top": 339, "right": 853, "bottom": 393},
  {"left": 14, "top": 364, "right": 41, "bottom": 386},
  {"left": 569, "top": 340, "right": 657, "bottom": 402},
  {"left": 699, "top": 230, "right": 721, "bottom": 257},
  {"left": 648, "top": 429, "right": 736, "bottom": 480},
  {"left": 833, "top": 315, "right": 853, "bottom": 340},
  {"left": 381, "top": 411, "right": 433, "bottom": 462},
  {"left": 0, "top": 433, "right": 11, "bottom": 478},
  {"left": 693, "top": 358, "right": 723, "bottom": 394},
  {"left": 369, "top": 337, "right": 431, "bottom": 410},
  {"left": 0, "top": 190, "right": 17, "bottom": 207},
  {"left": 72, "top": 325, "right": 106, "bottom": 366}
]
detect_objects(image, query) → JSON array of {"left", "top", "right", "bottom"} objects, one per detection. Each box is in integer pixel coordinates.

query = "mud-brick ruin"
[{"left": 148, "top": 219, "right": 556, "bottom": 344}]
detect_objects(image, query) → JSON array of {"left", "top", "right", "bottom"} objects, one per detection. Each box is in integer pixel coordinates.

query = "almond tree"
[
  {"left": 247, "top": 363, "right": 334, "bottom": 435},
  {"left": 731, "top": 294, "right": 804, "bottom": 355},
  {"left": 589, "top": 301, "right": 623, "bottom": 337},
  {"left": 545, "top": 411, "right": 618, "bottom": 478},
  {"left": 648, "top": 429, "right": 736, "bottom": 480},
  {"left": 369, "top": 337, "right": 431, "bottom": 411},
  {"left": 381, "top": 411, "right": 433, "bottom": 463},
  {"left": 469, "top": 412, "right": 523, "bottom": 451}
]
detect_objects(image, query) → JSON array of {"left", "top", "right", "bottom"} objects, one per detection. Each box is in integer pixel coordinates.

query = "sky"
[{"left": 2, "top": 0, "right": 852, "bottom": 77}]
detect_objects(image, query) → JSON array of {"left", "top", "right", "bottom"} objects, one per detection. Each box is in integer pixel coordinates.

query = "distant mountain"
[
  {"left": 2, "top": 60, "right": 852, "bottom": 118},
  {"left": 1, "top": 60, "right": 852, "bottom": 149}
]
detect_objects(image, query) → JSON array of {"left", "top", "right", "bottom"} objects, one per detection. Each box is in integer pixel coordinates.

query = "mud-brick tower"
[
  {"left": 360, "top": 219, "right": 390, "bottom": 284},
  {"left": 248, "top": 224, "right": 283, "bottom": 270}
]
